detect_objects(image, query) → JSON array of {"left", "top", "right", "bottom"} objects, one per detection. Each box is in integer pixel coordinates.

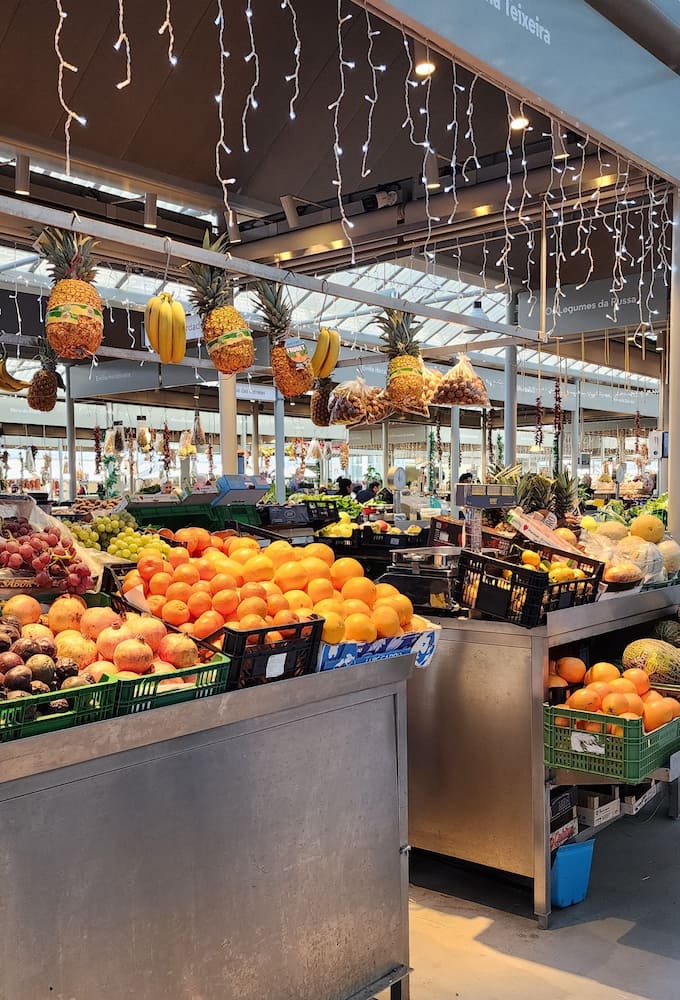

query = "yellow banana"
[
  {"left": 310, "top": 327, "right": 330, "bottom": 377},
  {"left": 144, "top": 294, "right": 164, "bottom": 352},
  {"left": 0, "top": 358, "right": 30, "bottom": 392},
  {"left": 170, "top": 298, "right": 186, "bottom": 364},
  {"left": 318, "top": 328, "right": 340, "bottom": 377},
  {"left": 157, "top": 296, "right": 174, "bottom": 364}
]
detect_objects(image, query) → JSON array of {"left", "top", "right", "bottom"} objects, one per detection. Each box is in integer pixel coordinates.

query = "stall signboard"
[
  {"left": 518, "top": 276, "right": 668, "bottom": 335},
  {"left": 68, "top": 359, "right": 213, "bottom": 397}
]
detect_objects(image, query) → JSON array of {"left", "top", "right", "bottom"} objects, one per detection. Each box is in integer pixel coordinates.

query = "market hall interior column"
[
  {"left": 450, "top": 405, "right": 460, "bottom": 489},
  {"left": 219, "top": 372, "right": 238, "bottom": 475},
  {"left": 504, "top": 345, "right": 517, "bottom": 467},
  {"left": 668, "top": 190, "right": 680, "bottom": 540},
  {"left": 274, "top": 389, "right": 286, "bottom": 503}
]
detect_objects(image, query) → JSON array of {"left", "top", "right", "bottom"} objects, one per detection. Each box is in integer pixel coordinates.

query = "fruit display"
[
  {"left": 144, "top": 292, "right": 186, "bottom": 364},
  {"left": 0, "top": 517, "right": 94, "bottom": 593},
  {"left": 63, "top": 510, "right": 138, "bottom": 552},
  {"left": 35, "top": 226, "right": 103, "bottom": 359},
  {"left": 0, "top": 356, "right": 30, "bottom": 394},
  {"left": 431, "top": 353, "right": 489, "bottom": 407},
  {"left": 288, "top": 493, "right": 363, "bottom": 521},
  {"left": 310, "top": 377, "right": 335, "bottom": 427},
  {"left": 106, "top": 528, "right": 171, "bottom": 560},
  {"left": 310, "top": 327, "right": 341, "bottom": 379},
  {"left": 27, "top": 337, "right": 63, "bottom": 412},
  {"left": 519, "top": 547, "right": 588, "bottom": 583},
  {"left": 252, "top": 279, "right": 314, "bottom": 398},
  {"left": 318, "top": 511, "right": 363, "bottom": 539},
  {"left": 184, "top": 231, "right": 254, "bottom": 374},
  {"left": 579, "top": 510, "right": 670, "bottom": 584},
  {"left": 376, "top": 308, "right": 424, "bottom": 412}
]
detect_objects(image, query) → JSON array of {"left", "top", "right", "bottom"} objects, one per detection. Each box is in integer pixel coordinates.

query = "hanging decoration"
[
  {"left": 435, "top": 415, "right": 443, "bottom": 464},
  {"left": 136, "top": 415, "right": 151, "bottom": 453},
  {"left": 427, "top": 429, "right": 436, "bottom": 494},
  {"left": 534, "top": 397, "right": 544, "bottom": 448},
  {"left": 486, "top": 412, "right": 494, "bottom": 467},
  {"left": 552, "top": 377, "right": 562, "bottom": 477},
  {"left": 340, "top": 440, "right": 350, "bottom": 471},
  {"left": 496, "top": 431, "right": 504, "bottom": 467},
  {"left": 113, "top": 0, "right": 132, "bottom": 90},
  {"left": 634, "top": 409, "right": 641, "bottom": 455},
  {"left": 93, "top": 424, "right": 102, "bottom": 475},
  {"left": 281, "top": 0, "right": 301, "bottom": 121},
  {"left": 329, "top": 0, "right": 357, "bottom": 256},
  {"left": 54, "top": 0, "right": 88, "bottom": 174},
  {"left": 207, "top": 436, "right": 215, "bottom": 480},
  {"left": 158, "top": 0, "right": 178, "bottom": 65},
  {"left": 241, "top": 0, "right": 260, "bottom": 154},
  {"left": 162, "top": 422, "right": 172, "bottom": 473}
]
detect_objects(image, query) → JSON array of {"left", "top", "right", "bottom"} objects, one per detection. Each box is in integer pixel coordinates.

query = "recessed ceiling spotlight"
[{"left": 414, "top": 40, "right": 436, "bottom": 78}]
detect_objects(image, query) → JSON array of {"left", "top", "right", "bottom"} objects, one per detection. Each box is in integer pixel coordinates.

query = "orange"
[
  {"left": 148, "top": 572, "right": 173, "bottom": 596},
  {"left": 548, "top": 674, "right": 568, "bottom": 690},
  {"left": 242, "top": 554, "right": 275, "bottom": 583},
  {"left": 666, "top": 698, "right": 680, "bottom": 720},
  {"left": 160, "top": 560, "right": 174, "bottom": 576},
  {"left": 260, "top": 581, "right": 283, "bottom": 597},
  {"left": 267, "top": 594, "right": 290, "bottom": 616},
  {"left": 607, "top": 712, "right": 640, "bottom": 737},
  {"left": 303, "top": 542, "right": 335, "bottom": 567},
  {"left": 179, "top": 622, "right": 196, "bottom": 635},
  {"left": 227, "top": 535, "right": 259, "bottom": 556},
  {"left": 240, "top": 582, "right": 267, "bottom": 602},
  {"left": 575, "top": 719, "right": 604, "bottom": 734},
  {"left": 622, "top": 668, "right": 651, "bottom": 696},
  {"left": 230, "top": 547, "right": 256, "bottom": 566},
  {"left": 146, "top": 595, "right": 167, "bottom": 616},
  {"left": 587, "top": 662, "right": 620, "bottom": 684},
  {"left": 193, "top": 557, "right": 217, "bottom": 581},
  {"left": 273, "top": 609, "right": 300, "bottom": 638},
  {"left": 165, "top": 581, "right": 193, "bottom": 605},
  {"left": 162, "top": 600, "right": 190, "bottom": 626},
  {"left": 264, "top": 540, "right": 296, "bottom": 568},
  {"left": 330, "top": 557, "right": 364, "bottom": 590},
  {"left": 341, "top": 599, "right": 372, "bottom": 618},
  {"left": 210, "top": 572, "right": 240, "bottom": 595},
  {"left": 375, "top": 594, "right": 413, "bottom": 627},
  {"left": 299, "top": 556, "right": 331, "bottom": 582},
  {"left": 236, "top": 596, "right": 268, "bottom": 620},
  {"left": 264, "top": 630, "right": 284, "bottom": 645},
  {"left": 306, "top": 578, "right": 335, "bottom": 604},
  {"left": 344, "top": 613, "right": 377, "bottom": 643},
  {"left": 220, "top": 559, "right": 245, "bottom": 586},
  {"left": 341, "top": 577, "right": 377, "bottom": 606},
  {"left": 600, "top": 692, "right": 630, "bottom": 716},
  {"left": 608, "top": 677, "right": 637, "bottom": 695},
  {"left": 193, "top": 580, "right": 213, "bottom": 596},
  {"left": 194, "top": 610, "right": 225, "bottom": 639},
  {"left": 375, "top": 582, "right": 399, "bottom": 601},
  {"left": 642, "top": 689, "right": 663, "bottom": 704},
  {"left": 286, "top": 589, "right": 313, "bottom": 611},
  {"left": 173, "top": 563, "right": 200, "bottom": 586},
  {"left": 313, "top": 598, "right": 344, "bottom": 617},
  {"left": 174, "top": 528, "right": 200, "bottom": 555},
  {"left": 138, "top": 553, "right": 164, "bottom": 582},
  {"left": 322, "top": 612, "right": 345, "bottom": 645},
  {"left": 123, "top": 570, "right": 144, "bottom": 593},
  {"left": 643, "top": 699, "right": 674, "bottom": 732},
  {"left": 187, "top": 591, "right": 213, "bottom": 620},
  {"left": 274, "top": 560, "right": 308, "bottom": 593},
  {"left": 624, "top": 693, "right": 645, "bottom": 717},
  {"left": 567, "top": 688, "right": 601, "bottom": 712},
  {"left": 586, "top": 681, "right": 612, "bottom": 702},
  {"left": 212, "top": 589, "right": 240, "bottom": 618},
  {"left": 167, "top": 546, "right": 191, "bottom": 568},
  {"left": 555, "top": 657, "right": 587, "bottom": 685},
  {"left": 372, "top": 605, "right": 401, "bottom": 638}
]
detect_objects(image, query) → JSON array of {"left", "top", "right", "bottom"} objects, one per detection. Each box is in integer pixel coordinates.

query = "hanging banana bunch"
[
  {"left": 0, "top": 356, "right": 31, "bottom": 393},
  {"left": 310, "top": 327, "right": 341, "bottom": 378},
  {"left": 144, "top": 292, "right": 186, "bottom": 364}
]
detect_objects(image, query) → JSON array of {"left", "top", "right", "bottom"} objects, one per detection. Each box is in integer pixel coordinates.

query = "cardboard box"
[
  {"left": 577, "top": 787, "right": 621, "bottom": 827},
  {"left": 550, "top": 786, "right": 578, "bottom": 820},
  {"left": 621, "top": 781, "right": 662, "bottom": 816},
  {"left": 317, "top": 625, "right": 441, "bottom": 673},
  {"left": 550, "top": 810, "right": 578, "bottom": 852}
]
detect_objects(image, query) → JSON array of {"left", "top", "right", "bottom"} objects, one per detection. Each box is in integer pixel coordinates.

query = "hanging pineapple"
[
  {"left": 184, "top": 231, "right": 254, "bottom": 374},
  {"left": 310, "top": 377, "right": 335, "bottom": 426},
  {"left": 252, "top": 280, "right": 313, "bottom": 398},
  {"left": 34, "top": 227, "right": 103, "bottom": 359},
  {"left": 375, "top": 308, "right": 424, "bottom": 410},
  {"left": 27, "top": 337, "right": 63, "bottom": 412}
]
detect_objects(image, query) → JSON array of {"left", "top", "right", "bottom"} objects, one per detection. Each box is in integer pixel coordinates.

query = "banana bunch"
[
  {"left": 310, "top": 327, "right": 341, "bottom": 378},
  {"left": 144, "top": 292, "right": 186, "bottom": 364},
  {"left": 0, "top": 358, "right": 30, "bottom": 392}
]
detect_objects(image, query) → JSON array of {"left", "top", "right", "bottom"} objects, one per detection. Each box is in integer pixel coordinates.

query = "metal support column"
[
  {"left": 504, "top": 345, "right": 518, "bottom": 466},
  {"left": 382, "top": 421, "right": 390, "bottom": 485},
  {"left": 668, "top": 191, "right": 680, "bottom": 539},
  {"left": 659, "top": 334, "right": 669, "bottom": 494},
  {"left": 218, "top": 373, "right": 238, "bottom": 475},
  {"left": 480, "top": 411, "right": 487, "bottom": 483},
  {"left": 571, "top": 377, "right": 581, "bottom": 481},
  {"left": 251, "top": 404, "right": 260, "bottom": 475},
  {"left": 64, "top": 364, "right": 77, "bottom": 501},
  {"left": 240, "top": 415, "right": 248, "bottom": 461},
  {"left": 274, "top": 389, "right": 286, "bottom": 503},
  {"left": 450, "top": 406, "right": 460, "bottom": 487}
]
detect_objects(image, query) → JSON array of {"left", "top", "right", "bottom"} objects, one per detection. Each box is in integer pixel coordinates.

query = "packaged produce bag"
[
  {"left": 422, "top": 366, "right": 443, "bottom": 404},
  {"left": 354, "top": 386, "right": 394, "bottom": 426},
  {"left": 432, "top": 354, "right": 489, "bottom": 407},
  {"left": 329, "top": 376, "right": 370, "bottom": 425}
]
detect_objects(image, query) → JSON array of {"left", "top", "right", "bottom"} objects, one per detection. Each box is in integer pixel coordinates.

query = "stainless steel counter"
[
  {"left": 0, "top": 657, "right": 413, "bottom": 1000},
  {"left": 407, "top": 588, "right": 680, "bottom": 927}
]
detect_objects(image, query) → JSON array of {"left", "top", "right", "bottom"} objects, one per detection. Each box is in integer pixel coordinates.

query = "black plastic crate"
[
  {"left": 324, "top": 534, "right": 363, "bottom": 552},
  {"left": 361, "top": 525, "right": 427, "bottom": 549},
  {"left": 429, "top": 516, "right": 515, "bottom": 555},
  {"left": 304, "top": 500, "right": 339, "bottom": 526},
  {"left": 259, "top": 504, "right": 310, "bottom": 526},
  {"left": 220, "top": 615, "right": 324, "bottom": 689},
  {"left": 454, "top": 547, "right": 602, "bottom": 628}
]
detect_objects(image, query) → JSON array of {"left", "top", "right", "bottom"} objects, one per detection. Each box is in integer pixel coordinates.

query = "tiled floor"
[{"left": 380, "top": 797, "right": 680, "bottom": 999}]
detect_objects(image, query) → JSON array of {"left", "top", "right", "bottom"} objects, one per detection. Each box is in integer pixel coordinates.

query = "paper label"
[
  {"left": 205, "top": 327, "right": 252, "bottom": 349},
  {"left": 570, "top": 730, "right": 606, "bottom": 755},
  {"left": 284, "top": 337, "right": 309, "bottom": 367},
  {"left": 266, "top": 652, "right": 287, "bottom": 679},
  {"left": 46, "top": 302, "right": 103, "bottom": 325}
]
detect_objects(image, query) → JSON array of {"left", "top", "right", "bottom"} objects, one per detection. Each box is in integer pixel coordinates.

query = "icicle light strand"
[
  {"left": 445, "top": 60, "right": 464, "bottom": 224},
  {"left": 329, "top": 1, "right": 356, "bottom": 256},
  {"left": 214, "top": 0, "right": 235, "bottom": 212},
  {"left": 158, "top": 0, "right": 178, "bottom": 66},
  {"left": 360, "top": 9, "right": 384, "bottom": 178},
  {"left": 113, "top": 0, "right": 132, "bottom": 89},
  {"left": 460, "top": 75, "right": 481, "bottom": 183},
  {"left": 281, "top": 0, "right": 301, "bottom": 121},
  {"left": 241, "top": 0, "right": 260, "bottom": 153},
  {"left": 54, "top": 0, "right": 87, "bottom": 174}
]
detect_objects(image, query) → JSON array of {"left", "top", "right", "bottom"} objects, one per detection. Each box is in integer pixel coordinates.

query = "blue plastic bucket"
[{"left": 551, "top": 840, "right": 594, "bottom": 908}]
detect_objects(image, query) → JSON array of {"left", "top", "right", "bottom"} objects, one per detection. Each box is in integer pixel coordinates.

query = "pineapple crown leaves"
[
  {"left": 36, "top": 336, "right": 65, "bottom": 388},
  {"left": 183, "top": 230, "right": 232, "bottom": 317},
  {"left": 32, "top": 226, "right": 99, "bottom": 283},
  {"left": 374, "top": 308, "right": 422, "bottom": 358},
  {"left": 550, "top": 469, "right": 577, "bottom": 517},
  {"left": 251, "top": 280, "right": 293, "bottom": 343}
]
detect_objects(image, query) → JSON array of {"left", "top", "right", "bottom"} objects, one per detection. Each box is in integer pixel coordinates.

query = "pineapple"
[
  {"left": 252, "top": 280, "right": 313, "bottom": 398},
  {"left": 35, "top": 227, "right": 103, "bottom": 359},
  {"left": 310, "top": 378, "right": 335, "bottom": 426},
  {"left": 517, "top": 473, "right": 553, "bottom": 514},
  {"left": 375, "top": 309, "right": 424, "bottom": 409},
  {"left": 551, "top": 470, "right": 578, "bottom": 523},
  {"left": 184, "top": 232, "right": 254, "bottom": 374},
  {"left": 28, "top": 338, "right": 63, "bottom": 412}
]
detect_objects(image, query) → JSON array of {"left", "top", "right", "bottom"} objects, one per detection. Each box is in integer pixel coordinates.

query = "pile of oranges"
[
  {"left": 550, "top": 656, "right": 680, "bottom": 734},
  {"left": 121, "top": 530, "right": 430, "bottom": 647}
]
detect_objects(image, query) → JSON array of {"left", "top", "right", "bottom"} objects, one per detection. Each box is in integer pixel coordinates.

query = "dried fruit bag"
[
  {"left": 432, "top": 354, "right": 489, "bottom": 407},
  {"left": 329, "top": 376, "right": 370, "bottom": 425}
]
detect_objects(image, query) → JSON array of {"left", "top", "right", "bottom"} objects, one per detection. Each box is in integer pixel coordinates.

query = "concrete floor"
[{"left": 380, "top": 797, "right": 680, "bottom": 1000}]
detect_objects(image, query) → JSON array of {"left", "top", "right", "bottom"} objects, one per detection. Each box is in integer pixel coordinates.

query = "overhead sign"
[
  {"left": 378, "top": 0, "right": 680, "bottom": 182},
  {"left": 236, "top": 382, "right": 276, "bottom": 402},
  {"left": 517, "top": 276, "right": 668, "bottom": 335},
  {"left": 69, "top": 360, "right": 213, "bottom": 397}
]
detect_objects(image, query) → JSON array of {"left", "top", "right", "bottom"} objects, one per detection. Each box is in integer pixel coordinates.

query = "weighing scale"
[{"left": 454, "top": 483, "right": 518, "bottom": 552}]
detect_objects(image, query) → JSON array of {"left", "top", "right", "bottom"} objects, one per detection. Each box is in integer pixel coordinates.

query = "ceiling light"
[
  {"left": 226, "top": 209, "right": 241, "bottom": 244},
  {"left": 423, "top": 150, "right": 441, "bottom": 191},
  {"left": 14, "top": 154, "right": 30, "bottom": 196},
  {"left": 414, "top": 40, "right": 436, "bottom": 78},
  {"left": 510, "top": 115, "right": 530, "bottom": 131},
  {"left": 143, "top": 192, "right": 157, "bottom": 229},
  {"left": 468, "top": 300, "right": 490, "bottom": 323}
]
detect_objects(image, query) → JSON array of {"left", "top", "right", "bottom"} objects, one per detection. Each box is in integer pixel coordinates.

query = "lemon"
[
  {"left": 580, "top": 515, "right": 597, "bottom": 532},
  {"left": 521, "top": 549, "right": 541, "bottom": 567}
]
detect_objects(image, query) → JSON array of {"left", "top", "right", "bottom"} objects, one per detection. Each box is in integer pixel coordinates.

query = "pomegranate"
[
  {"left": 0, "top": 651, "right": 23, "bottom": 672},
  {"left": 150, "top": 658, "right": 177, "bottom": 675},
  {"left": 3, "top": 595, "right": 41, "bottom": 626},
  {"left": 157, "top": 678, "right": 186, "bottom": 691},
  {"left": 48, "top": 595, "right": 85, "bottom": 634},
  {"left": 21, "top": 623, "right": 54, "bottom": 641},
  {"left": 133, "top": 616, "right": 167, "bottom": 653},
  {"left": 54, "top": 630, "right": 97, "bottom": 670},
  {"left": 88, "top": 660, "right": 117, "bottom": 682},
  {"left": 97, "top": 623, "right": 132, "bottom": 661},
  {"left": 158, "top": 633, "right": 199, "bottom": 670},
  {"left": 113, "top": 637, "right": 154, "bottom": 675},
  {"left": 79, "top": 606, "right": 121, "bottom": 641}
]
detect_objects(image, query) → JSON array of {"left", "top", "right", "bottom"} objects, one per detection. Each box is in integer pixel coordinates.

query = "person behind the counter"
[
  {"left": 335, "top": 476, "right": 352, "bottom": 497},
  {"left": 356, "top": 481, "right": 380, "bottom": 503},
  {"left": 456, "top": 471, "right": 474, "bottom": 518}
]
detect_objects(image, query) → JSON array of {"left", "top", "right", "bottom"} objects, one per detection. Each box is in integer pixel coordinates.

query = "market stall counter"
[{"left": 0, "top": 656, "right": 413, "bottom": 1000}]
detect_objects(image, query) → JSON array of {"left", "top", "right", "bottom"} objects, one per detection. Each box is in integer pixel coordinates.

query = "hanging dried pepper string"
[
  {"left": 553, "top": 376, "right": 562, "bottom": 435},
  {"left": 163, "top": 422, "right": 171, "bottom": 473},
  {"left": 435, "top": 415, "right": 443, "bottom": 464},
  {"left": 634, "top": 409, "right": 641, "bottom": 454},
  {"left": 207, "top": 436, "right": 215, "bottom": 479},
  {"left": 93, "top": 424, "right": 102, "bottom": 475},
  {"left": 127, "top": 427, "right": 135, "bottom": 479},
  {"left": 535, "top": 397, "right": 544, "bottom": 447}
]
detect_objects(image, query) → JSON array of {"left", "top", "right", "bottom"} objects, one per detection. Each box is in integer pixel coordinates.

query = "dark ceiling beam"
[{"left": 584, "top": 0, "right": 680, "bottom": 74}]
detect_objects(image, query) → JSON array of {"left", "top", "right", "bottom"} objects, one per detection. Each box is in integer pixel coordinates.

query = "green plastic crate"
[
  {"left": 544, "top": 704, "right": 680, "bottom": 782},
  {"left": 127, "top": 503, "right": 224, "bottom": 532},
  {"left": 113, "top": 653, "right": 230, "bottom": 716},
  {"left": 0, "top": 675, "right": 118, "bottom": 743}
]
